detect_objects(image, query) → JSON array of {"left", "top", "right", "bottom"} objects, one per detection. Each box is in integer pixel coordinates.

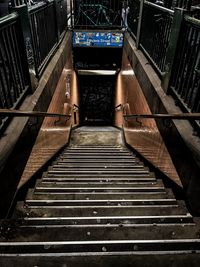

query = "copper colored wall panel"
[
  {"left": 18, "top": 41, "right": 80, "bottom": 189},
  {"left": 114, "top": 51, "right": 182, "bottom": 187}
]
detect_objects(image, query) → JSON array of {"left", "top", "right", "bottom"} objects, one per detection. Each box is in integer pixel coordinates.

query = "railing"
[
  {"left": 0, "top": 13, "right": 31, "bottom": 129},
  {"left": 29, "top": 1, "right": 58, "bottom": 76},
  {"left": 11, "top": 0, "right": 25, "bottom": 6},
  {"left": 10, "top": 1, "right": 69, "bottom": 78},
  {"left": 123, "top": 112, "right": 200, "bottom": 121},
  {"left": 0, "top": 108, "right": 71, "bottom": 118},
  {"left": 128, "top": 0, "right": 200, "bottom": 131},
  {"left": 140, "top": 2, "right": 174, "bottom": 73},
  {"left": 164, "top": 0, "right": 192, "bottom": 10},
  {"left": 127, "top": 1, "right": 199, "bottom": 76},
  {"left": 169, "top": 16, "right": 200, "bottom": 116},
  {"left": 128, "top": 1, "right": 174, "bottom": 74},
  {"left": 0, "top": 1, "right": 69, "bottom": 130},
  {"left": 145, "top": 0, "right": 193, "bottom": 10},
  {"left": 115, "top": 103, "right": 200, "bottom": 123}
]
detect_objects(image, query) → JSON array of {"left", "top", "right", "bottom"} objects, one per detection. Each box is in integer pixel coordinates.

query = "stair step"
[
  {"left": 1, "top": 239, "right": 200, "bottom": 255},
  {"left": 44, "top": 174, "right": 154, "bottom": 179},
  {"left": 25, "top": 199, "right": 177, "bottom": 207},
  {"left": 57, "top": 159, "right": 139, "bottom": 163},
  {"left": 26, "top": 189, "right": 174, "bottom": 200},
  {"left": 1, "top": 252, "right": 200, "bottom": 266},
  {"left": 1, "top": 224, "right": 198, "bottom": 242},
  {"left": 41, "top": 177, "right": 156, "bottom": 183},
  {"left": 34, "top": 187, "right": 166, "bottom": 193},
  {"left": 51, "top": 165, "right": 146, "bottom": 170},
  {"left": 59, "top": 155, "right": 136, "bottom": 158},
  {"left": 36, "top": 179, "right": 163, "bottom": 188},
  {"left": 35, "top": 180, "right": 166, "bottom": 191},
  {"left": 40, "top": 182, "right": 159, "bottom": 187},
  {"left": 62, "top": 152, "right": 132, "bottom": 155},
  {"left": 53, "top": 162, "right": 144, "bottom": 167},
  {"left": 62, "top": 151, "right": 130, "bottom": 156},
  {"left": 69, "top": 145, "right": 123, "bottom": 150},
  {"left": 3, "top": 138, "right": 197, "bottom": 267},
  {"left": 47, "top": 171, "right": 150, "bottom": 176},
  {"left": 15, "top": 202, "right": 187, "bottom": 217},
  {"left": 18, "top": 214, "right": 195, "bottom": 226}
]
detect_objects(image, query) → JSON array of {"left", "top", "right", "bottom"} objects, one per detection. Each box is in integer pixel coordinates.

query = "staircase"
[{"left": 0, "top": 127, "right": 200, "bottom": 266}]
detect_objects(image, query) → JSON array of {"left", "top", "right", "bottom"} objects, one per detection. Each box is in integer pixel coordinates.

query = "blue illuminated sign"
[{"left": 73, "top": 31, "right": 124, "bottom": 48}]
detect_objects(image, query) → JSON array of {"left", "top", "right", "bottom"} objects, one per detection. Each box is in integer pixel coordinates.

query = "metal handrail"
[
  {"left": 184, "top": 15, "right": 200, "bottom": 27},
  {"left": 114, "top": 104, "right": 123, "bottom": 110},
  {"left": 0, "top": 13, "right": 18, "bottom": 28},
  {"left": 0, "top": 109, "right": 71, "bottom": 118},
  {"left": 144, "top": 1, "right": 174, "bottom": 16},
  {"left": 123, "top": 113, "right": 200, "bottom": 120},
  {"left": 73, "top": 104, "right": 80, "bottom": 110}
]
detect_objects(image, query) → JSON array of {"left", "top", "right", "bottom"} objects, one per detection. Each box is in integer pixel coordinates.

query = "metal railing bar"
[
  {"left": 0, "top": 109, "right": 71, "bottom": 118},
  {"left": 123, "top": 113, "right": 200, "bottom": 120},
  {"left": 114, "top": 104, "right": 122, "bottom": 109},
  {"left": 144, "top": 1, "right": 174, "bottom": 16},
  {"left": 184, "top": 15, "right": 200, "bottom": 27},
  {"left": 28, "top": 1, "right": 53, "bottom": 14},
  {"left": 0, "top": 13, "right": 19, "bottom": 29},
  {"left": 73, "top": 104, "right": 80, "bottom": 110}
]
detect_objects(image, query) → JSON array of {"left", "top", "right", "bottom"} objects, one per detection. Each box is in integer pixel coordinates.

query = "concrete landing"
[{"left": 69, "top": 127, "right": 123, "bottom": 146}]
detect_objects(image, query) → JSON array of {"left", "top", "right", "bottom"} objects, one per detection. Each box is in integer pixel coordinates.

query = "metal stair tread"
[
  {"left": 14, "top": 202, "right": 188, "bottom": 217},
  {"left": 26, "top": 189, "right": 174, "bottom": 200},
  {"left": 0, "top": 224, "right": 199, "bottom": 243}
]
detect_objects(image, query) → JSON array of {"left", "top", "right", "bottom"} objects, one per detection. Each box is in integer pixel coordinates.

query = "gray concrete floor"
[{"left": 69, "top": 126, "right": 123, "bottom": 146}]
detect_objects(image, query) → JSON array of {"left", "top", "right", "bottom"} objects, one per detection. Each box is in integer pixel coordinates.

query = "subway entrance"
[
  {"left": 78, "top": 73, "right": 116, "bottom": 125},
  {"left": 73, "top": 30, "right": 123, "bottom": 126}
]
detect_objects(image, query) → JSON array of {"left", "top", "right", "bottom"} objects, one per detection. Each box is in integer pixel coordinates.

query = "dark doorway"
[{"left": 79, "top": 74, "right": 116, "bottom": 125}]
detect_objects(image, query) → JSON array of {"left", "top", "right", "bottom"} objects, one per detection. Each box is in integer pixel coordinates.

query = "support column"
[{"left": 14, "top": 4, "right": 38, "bottom": 92}]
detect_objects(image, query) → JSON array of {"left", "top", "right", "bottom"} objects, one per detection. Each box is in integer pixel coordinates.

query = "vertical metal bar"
[
  {"left": 74, "top": 111, "right": 77, "bottom": 125},
  {"left": 54, "top": 0, "right": 60, "bottom": 41},
  {"left": 171, "top": 22, "right": 188, "bottom": 93},
  {"left": 70, "top": 0, "right": 73, "bottom": 28},
  {"left": 0, "top": 57, "right": 11, "bottom": 108},
  {"left": 181, "top": 28, "right": 198, "bottom": 99},
  {"left": 162, "top": 8, "right": 185, "bottom": 93},
  {"left": 136, "top": 0, "right": 144, "bottom": 49},
  {"left": 185, "top": 30, "right": 200, "bottom": 108},
  {"left": 1, "top": 29, "right": 18, "bottom": 103},
  {"left": 9, "top": 24, "right": 25, "bottom": 94},
  {"left": 177, "top": 27, "right": 195, "bottom": 95},
  {"left": 29, "top": 13, "right": 39, "bottom": 77},
  {"left": 5, "top": 26, "right": 20, "bottom": 99},
  {"left": 14, "top": 4, "right": 34, "bottom": 92},
  {"left": 13, "top": 22, "right": 27, "bottom": 87},
  {"left": 0, "top": 34, "right": 13, "bottom": 108}
]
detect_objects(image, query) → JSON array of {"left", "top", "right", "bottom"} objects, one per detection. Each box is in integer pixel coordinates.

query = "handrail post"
[
  {"left": 136, "top": 0, "right": 144, "bottom": 49},
  {"left": 54, "top": 0, "right": 60, "bottom": 42},
  {"left": 161, "top": 8, "right": 185, "bottom": 93},
  {"left": 70, "top": 0, "right": 73, "bottom": 28},
  {"left": 13, "top": 4, "right": 38, "bottom": 92}
]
